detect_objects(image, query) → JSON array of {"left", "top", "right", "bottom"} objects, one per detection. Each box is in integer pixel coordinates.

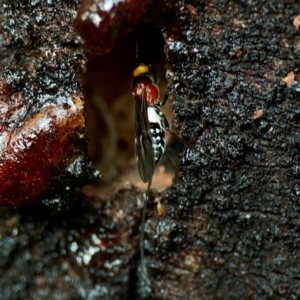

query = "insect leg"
[
  {"left": 161, "top": 110, "right": 193, "bottom": 148},
  {"left": 160, "top": 94, "right": 219, "bottom": 161},
  {"left": 164, "top": 91, "right": 207, "bottom": 105},
  {"left": 165, "top": 151, "right": 179, "bottom": 178},
  {"left": 166, "top": 127, "right": 219, "bottom": 161}
]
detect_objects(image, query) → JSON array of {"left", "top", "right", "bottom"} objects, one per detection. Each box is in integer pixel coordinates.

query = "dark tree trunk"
[
  {"left": 144, "top": 1, "right": 300, "bottom": 299},
  {"left": 0, "top": 0, "right": 300, "bottom": 299}
]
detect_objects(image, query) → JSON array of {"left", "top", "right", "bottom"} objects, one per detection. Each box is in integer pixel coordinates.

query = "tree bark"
[
  {"left": 1, "top": 0, "right": 300, "bottom": 299},
  {"left": 144, "top": 1, "right": 300, "bottom": 299}
]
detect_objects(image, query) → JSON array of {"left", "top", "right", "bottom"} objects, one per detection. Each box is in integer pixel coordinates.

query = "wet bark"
[
  {"left": 145, "top": 1, "right": 300, "bottom": 299},
  {"left": 0, "top": 0, "right": 300, "bottom": 299}
]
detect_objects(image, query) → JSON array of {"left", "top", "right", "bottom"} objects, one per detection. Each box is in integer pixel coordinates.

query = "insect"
[
  {"left": 132, "top": 63, "right": 219, "bottom": 276},
  {"left": 132, "top": 63, "right": 170, "bottom": 276},
  {"left": 133, "top": 64, "right": 169, "bottom": 183}
]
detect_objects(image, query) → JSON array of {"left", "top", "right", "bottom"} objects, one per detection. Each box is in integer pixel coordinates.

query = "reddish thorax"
[{"left": 132, "top": 79, "right": 158, "bottom": 106}]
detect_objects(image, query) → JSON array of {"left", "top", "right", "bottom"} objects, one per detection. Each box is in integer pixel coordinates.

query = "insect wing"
[{"left": 134, "top": 93, "right": 155, "bottom": 183}]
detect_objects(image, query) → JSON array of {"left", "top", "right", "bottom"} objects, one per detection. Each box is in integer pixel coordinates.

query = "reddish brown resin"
[
  {"left": 75, "top": 0, "right": 153, "bottom": 54},
  {"left": 0, "top": 84, "right": 85, "bottom": 207},
  {"left": 132, "top": 79, "right": 158, "bottom": 106}
]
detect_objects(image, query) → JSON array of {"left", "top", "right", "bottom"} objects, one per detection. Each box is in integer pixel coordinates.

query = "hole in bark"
[{"left": 84, "top": 22, "right": 167, "bottom": 183}]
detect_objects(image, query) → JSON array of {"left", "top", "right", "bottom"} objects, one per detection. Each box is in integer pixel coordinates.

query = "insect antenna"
[
  {"left": 135, "top": 39, "right": 141, "bottom": 66},
  {"left": 140, "top": 180, "right": 152, "bottom": 277}
]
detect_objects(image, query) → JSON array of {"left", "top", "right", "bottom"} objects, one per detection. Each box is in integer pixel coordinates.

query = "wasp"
[
  {"left": 132, "top": 63, "right": 169, "bottom": 276},
  {"left": 133, "top": 64, "right": 169, "bottom": 183}
]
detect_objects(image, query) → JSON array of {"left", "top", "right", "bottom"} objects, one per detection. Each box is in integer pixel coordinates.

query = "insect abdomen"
[{"left": 147, "top": 106, "right": 166, "bottom": 164}]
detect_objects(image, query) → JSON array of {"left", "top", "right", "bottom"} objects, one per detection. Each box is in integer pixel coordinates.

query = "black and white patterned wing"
[
  {"left": 147, "top": 106, "right": 167, "bottom": 164},
  {"left": 134, "top": 94, "right": 155, "bottom": 183}
]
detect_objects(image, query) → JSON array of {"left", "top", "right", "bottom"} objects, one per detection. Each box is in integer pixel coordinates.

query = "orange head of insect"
[{"left": 132, "top": 64, "right": 159, "bottom": 106}]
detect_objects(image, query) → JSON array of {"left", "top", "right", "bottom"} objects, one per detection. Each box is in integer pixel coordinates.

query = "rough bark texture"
[
  {"left": 0, "top": 0, "right": 99, "bottom": 207},
  {"left": 143, "top": 1, "right": 300, "bottom": 299},
  {"left": 1, "top": 0, "right": 300, "bottom": 299},
  {"left": 0, "top": 187, "right": 142, "bottom": 299}
]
